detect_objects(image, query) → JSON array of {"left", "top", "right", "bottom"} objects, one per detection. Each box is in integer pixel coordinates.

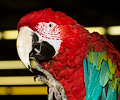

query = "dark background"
[
  {"left": 1, "top": 0, "right": 120, "bottom": 30},
  {"left": 0, "top": 0, "right": 120, "bottom": 99},
  {"left": 0, "top": 0, "right": 120, "bottom": 60}
]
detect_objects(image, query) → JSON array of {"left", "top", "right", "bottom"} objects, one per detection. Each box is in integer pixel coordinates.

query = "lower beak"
[{"left": 16, "top": 27, "right": 33, "bottom": 72}]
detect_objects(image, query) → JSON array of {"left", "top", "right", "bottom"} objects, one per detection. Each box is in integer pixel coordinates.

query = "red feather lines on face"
[{"left": 35, "top": 22, "right": 61, "bottom": 40}]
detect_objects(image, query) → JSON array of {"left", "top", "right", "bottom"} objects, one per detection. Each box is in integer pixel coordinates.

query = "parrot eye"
[{"left": 48, "top": 22, "right": 54, "bottom": 28}]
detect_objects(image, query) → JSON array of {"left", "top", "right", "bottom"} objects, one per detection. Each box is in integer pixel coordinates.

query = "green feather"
[
  {"left": 106, "top": 81, "right": 117, "bottom": 100},
  {"left": 84, "top": 51, "right": 118, "bottom": 100},
  {"left": 100, "top": 61, "right": 109, "bottom": 87},
  {"left": 102, "top": 87, "right": 106, "bottom": 100},
  {"left": 108, "top": 57, "right": 115, "bottom": 74}
]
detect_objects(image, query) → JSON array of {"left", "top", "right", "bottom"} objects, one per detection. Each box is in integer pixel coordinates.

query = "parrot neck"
[
  {"left": 40, "top": 24, "right": 91, "bottom": 99},
  {"left": 40, "top": 39, "right": 90, "bottom": 99},
  {"left": 41, "top": 59, "right": 86, "bottom": 99}
]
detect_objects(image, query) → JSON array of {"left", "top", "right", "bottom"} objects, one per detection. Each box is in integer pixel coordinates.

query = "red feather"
[
  {"left": 18, "top": 8, "right": 120, "bottom": 100},
  {"left": 18, "top": 9, "right": 90, "bottom": 99},
  {"left": 18, "top": 8, "right": 77, "bottom": 31}
]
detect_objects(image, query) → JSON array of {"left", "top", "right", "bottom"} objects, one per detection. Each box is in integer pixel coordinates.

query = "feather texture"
[
  {"left": 17, "top": 8, "right": 120, "bottom": 100},
  {"left": 84, "top": 50, "right": 120, "bottom": 100}
]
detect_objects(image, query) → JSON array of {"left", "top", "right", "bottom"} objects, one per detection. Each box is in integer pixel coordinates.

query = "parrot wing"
[{"left": 83, "top": 32, "right": 120, "bottom": 100}]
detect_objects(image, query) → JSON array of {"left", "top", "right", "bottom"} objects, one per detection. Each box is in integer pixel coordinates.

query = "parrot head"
[
  {"left": 17, "top": 8, "right": 76, "bottom": 71},
  {"left": 17, "top": 8, "right": 89, "bottom": 72}
]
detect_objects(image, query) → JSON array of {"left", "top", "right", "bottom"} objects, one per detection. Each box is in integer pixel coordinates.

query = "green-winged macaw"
[{"left": 16, "top": 8, "right": 120, "bottom": 100}]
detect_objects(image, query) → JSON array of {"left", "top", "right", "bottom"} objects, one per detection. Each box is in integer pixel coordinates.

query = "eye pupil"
[{"left": 49, "top": 24, "right": 52, "bottom": 27}]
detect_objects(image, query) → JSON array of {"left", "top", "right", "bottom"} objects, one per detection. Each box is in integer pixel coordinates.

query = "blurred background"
[{"left": 0, "top": 0, "right": 120, "bottom": 99}]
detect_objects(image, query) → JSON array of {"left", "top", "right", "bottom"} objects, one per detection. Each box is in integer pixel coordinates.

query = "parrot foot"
[{"left": 35, "top": 64, "right": 68, "bottom": 100}]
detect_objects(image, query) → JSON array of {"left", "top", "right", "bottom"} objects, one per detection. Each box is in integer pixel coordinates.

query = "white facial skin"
[{"left": 35, "top": 22, "right": 62, "bottom": 56}]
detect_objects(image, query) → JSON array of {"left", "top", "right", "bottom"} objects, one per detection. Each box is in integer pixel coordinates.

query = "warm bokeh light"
[
  {"left": 0, "top": 31, "right": 2, "bottom": 39},
  {"left": 1, "top": 26, "right": 120, "bottom": 40},
  {"left": 0, "top": 76, "right": 44, "bottom": 85},
  {"left": 0, "top": 25, "right": 120, "bottom": 95},
  {"left": 0, "top": 60, "right": 25, "bottom": 69},
  {"left": 0, "top": 86, "right": 47, "bottom": 95},
  {"left": 107, "top": 26, "right": 120, "bottom": 35},
  {"left": 2, "top": 30, "right": 18, "bottom": 39},
  {"left": 85, "top": 27, "right": 106, "bottom": 35},
  {"left": 0, "top": 60, "right": 35, "bottom": 69}
]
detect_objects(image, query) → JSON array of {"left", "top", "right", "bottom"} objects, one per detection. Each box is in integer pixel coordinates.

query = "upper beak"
[
  {"left": 16, "top": 27, "right": 33, "bottom": 72},
  {"left": 17, "top": 27, "right": 56, "bottom": 72}
]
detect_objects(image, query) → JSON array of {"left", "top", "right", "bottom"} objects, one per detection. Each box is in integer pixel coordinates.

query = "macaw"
[{"left": 16, "top": 8, "right": 120, "bottom": 100}]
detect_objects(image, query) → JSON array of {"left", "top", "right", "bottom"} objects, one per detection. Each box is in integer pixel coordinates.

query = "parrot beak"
[
  {"left": 17, "top": 27, "right": 56, "bottom": 72},
  {"left": 16, "top": 27, "right": 33, "bottom": 72}
]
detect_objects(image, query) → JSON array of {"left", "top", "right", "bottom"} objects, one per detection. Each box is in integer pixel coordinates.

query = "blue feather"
[
  {"left": 84, "top": 51, "right": 118, "bottom": 100},
  {"left": 113, "top": 92, "right": 117, "bottom": 100},
  {"left": 85, "top": 57, "right": 101, "bottom": 100},
  {"left": 102, "top": 87, "right": 106, "bottom": 100},
  {"left": 83, "top": 58, "right": 89, "bottom": 91},
  {"left": 86, "top": 71, "right": 99, "bottom": 99},
  {"left": 106, "top": 81, "right": 117, "bottom": 100},
  {"left": 91, "top": 76, "right": 102, "bottom": 100},
  {"left": 88, "top": 60, "right": 94, "bottom": 82}
]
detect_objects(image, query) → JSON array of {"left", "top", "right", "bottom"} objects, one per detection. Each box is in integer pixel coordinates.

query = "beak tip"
[{"left": 28, "top": 65, "right": 33, "bottom": 73}]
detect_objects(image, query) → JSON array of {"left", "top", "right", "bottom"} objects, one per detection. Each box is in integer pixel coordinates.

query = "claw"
[
  {"left": 34, "top": 75, "right": 39, "bottom": 82},
  {"left": 34, "top": 63, "right": 68, "bottom": 100}
]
